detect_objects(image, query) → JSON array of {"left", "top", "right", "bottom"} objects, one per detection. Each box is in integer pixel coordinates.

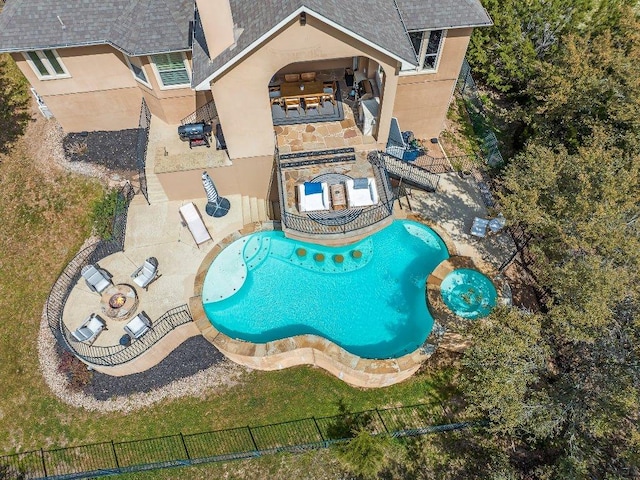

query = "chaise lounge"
[
  {"left": 179, "top": 202, "right": 212, "bottom": 247},
  {"left": 297, "top": 181, "right": 331, "bottom": 212},
  {"left": 71, "top": 313, "right": 107, "bottom": 344},
  {"left": 345, "top": 178, "right": 379, "bottom": 208}
]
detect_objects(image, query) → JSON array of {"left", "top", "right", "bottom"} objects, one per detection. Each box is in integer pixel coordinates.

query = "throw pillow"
[
  {"left": 353, "top": 178, "right": 369, "bottom": 189},
  {"left": 304, "top": 182, "right": 323, "bottom": 195}
]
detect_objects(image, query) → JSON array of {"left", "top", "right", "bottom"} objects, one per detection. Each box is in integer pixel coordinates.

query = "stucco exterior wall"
[
  {"left": 393, "top": 28, "right": 472, "bottom": 140},
  {"left": 209, "top": 15, "right": 400, "bottom": 160},
  {"left": 12, "top": 45, "right": 195, "bottom": 132},
  {"left": 157, "top": 155, "right": 274, "bottom": 201}
]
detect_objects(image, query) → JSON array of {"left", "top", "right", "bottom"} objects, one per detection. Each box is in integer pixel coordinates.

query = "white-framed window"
[
  {"left": 125, "top": 56, "right": 152, "bottom": 88},
  {"left": 408, "top": 30, "right": 445, "bottom": 71},
  {"left": 149, "top": 52, "right": 191, "bottom": 89},
  {"left": 22, "top": 49, "right": 70, "bottom": 80}
]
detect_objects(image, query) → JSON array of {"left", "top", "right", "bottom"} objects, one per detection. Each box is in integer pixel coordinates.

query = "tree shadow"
[{"left": 0, "top": 55, "right": 31, "bottom": 155}]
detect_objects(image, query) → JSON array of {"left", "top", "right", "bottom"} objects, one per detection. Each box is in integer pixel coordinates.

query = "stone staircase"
[{"left": 240, "top": 195, "right": 269, "bottom": 225}]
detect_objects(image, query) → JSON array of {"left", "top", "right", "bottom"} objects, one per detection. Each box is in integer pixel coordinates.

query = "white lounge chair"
[
  {"left": 470, "top": 217, "right": 490, "bottom": 238},
  {"left": 81, "top": 264, "right": 112, "bottom": 294},
  {"left": 179, "top": 202, "right": 212, "bottom": 247},
  {"left": 71, "top": 313, "right": 107, "bottom": 344},
  {"left": 131, "top": 257, "right": 160, "bottom": 290},
  {"left": 297, "top": 182, "right": 331, "bottom": 212},
  {"left": 124, "top": 311, "right": 152, "bottom": 339},
  {"left": 345, "top": 178, "right": 379, "bottom": 208}
]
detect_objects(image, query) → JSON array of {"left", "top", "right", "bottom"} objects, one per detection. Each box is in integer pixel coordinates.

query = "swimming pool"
[{"left": 201, "top": 220, "right": 449, "bottom": 359}]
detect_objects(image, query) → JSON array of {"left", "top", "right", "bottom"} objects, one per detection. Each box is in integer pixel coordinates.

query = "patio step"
[
  {"left": 257, "top": 198, "right": 267, "bottom": 221},
  {"left": 241, "top": 195, "right": 251, "bottom": 226},
  {"left": 145, "top": 175, "right": 169, "bottom": 204},
  {"left": 249, "top": 197, "right": 259, "bottom": 223}
]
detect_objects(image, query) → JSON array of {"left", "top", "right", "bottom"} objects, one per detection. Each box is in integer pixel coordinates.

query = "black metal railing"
[
  {"left": 0, "top": 403, "right": 479, "bottom": 480},
  {"left": 382, "top": 152, "right": 440, "bottom": 192},
  {"left": 180, "top": 100, "right": 218, "bottom": 126},
  {"left": 45, "top": 184, "right": 134, "bottom": 343},
  {"left": 275, "top": 149, "right": 395, "bottom": 236},
  {"left": 135, "top": 99, "right": 151, "bottom": 205},
  {"left": 62, "top": 305, "right": 193, "bottom": 366},
  {"left": 45, "top": 183, "right": 195, "bottom": 366}
]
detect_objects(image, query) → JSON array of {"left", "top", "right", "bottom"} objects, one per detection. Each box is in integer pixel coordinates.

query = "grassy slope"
[{"left": 0, "top": 54, "right": 459, "bottom": 459}]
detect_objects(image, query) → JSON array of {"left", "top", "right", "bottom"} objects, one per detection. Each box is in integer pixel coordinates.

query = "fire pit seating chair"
[
  {"left": 124, "top": 311, "right": 152, "bottom": 339},
  {"left": 297, "top": 181, "right": 330, "bottom": 212},
  {"left": 81, "top": 264, "right": 112, "bottom": 294},
  {"left": 131, "top": 257, "right": 160, "bottom": 290},
  {"left": 71, "top": 313, "right": 107, "bottom": 344}
]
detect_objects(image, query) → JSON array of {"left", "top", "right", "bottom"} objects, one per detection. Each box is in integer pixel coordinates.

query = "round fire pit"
[
  {"left": 109, "top": 293, "right": 127, "bottom": 309},
  {"left": 100, "top": 284, "right": 139, "bottom": 320}
]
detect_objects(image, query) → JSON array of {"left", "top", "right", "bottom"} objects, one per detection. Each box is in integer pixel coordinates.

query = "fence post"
[
  {"left": 179, "top": 433, "right": 191, "bottom": 460},
  {"left": 40, "top": 448, "right": 48, "bottom": 478},
  {"left": 111, "top": 440, "right": 120, "bottom": 469},
  {"left": 375, "top": 409, "right": 389, "bottom": 433},
  {"left": 247, "top": 426, "right": 260, "bottom": 455},
  {"left": 312, "top": 417, "right": 326, "bottom": 446}
]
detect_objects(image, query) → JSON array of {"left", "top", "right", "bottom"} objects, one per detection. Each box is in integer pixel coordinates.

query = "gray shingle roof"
[
  {"left": 396, "top": 0, "right": 492, "bottom": 31},
  {"left": 192, "top": 0, "right": 491, "bottom": 87},
  {"left": 0, "top": 0, "right": 193, "bottom": 55}
]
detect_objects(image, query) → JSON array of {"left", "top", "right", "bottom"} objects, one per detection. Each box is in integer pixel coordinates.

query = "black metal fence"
[
  {"left": 180, "top": 100, "right": 218, "bottom": 126},
  {"left": 383, "top": 152, "right": 441, "bottom": 192},
  {"left": 0, "top": 404, "right": 477, "bottom": 480},
  {"left": 135, "top": 98, "right": 151, "bottom": 205},
  {"left": 45, "top": 184, "right": 133, "bottom": 354},
  {"left": 456, "top": 59, "right": 504, "bottom": 167}
]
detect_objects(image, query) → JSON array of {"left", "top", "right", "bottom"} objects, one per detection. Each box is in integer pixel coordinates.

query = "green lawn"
[{"left": 0, "top": 53, "right": 461, "bottom": 462}]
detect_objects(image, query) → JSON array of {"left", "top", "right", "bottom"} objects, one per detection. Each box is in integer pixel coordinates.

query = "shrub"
[
  {"left": 91, "top": 188, "right": 125, "bottom": 239},
  {"left": 58, "top": 350, "right": 92, "bottom": 391}
]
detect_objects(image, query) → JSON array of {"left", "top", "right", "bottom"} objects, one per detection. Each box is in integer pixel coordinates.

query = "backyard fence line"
[
  {"left": 0, "top": 404, "right": 481, "bottom": 480},
  {"left": 457, "top": 59, "right": 552, "bottom": 307}
]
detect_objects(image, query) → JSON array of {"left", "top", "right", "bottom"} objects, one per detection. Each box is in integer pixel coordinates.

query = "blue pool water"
[
  {"left": 440, "top": 269, "right": 497, "bottom": 319},
  {"left": 202, "top": 220, "right": 449, "bottom": 359}
]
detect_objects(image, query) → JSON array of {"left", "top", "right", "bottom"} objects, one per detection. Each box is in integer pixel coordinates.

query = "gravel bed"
[
  {"left": 85, "top": 336, "right": 227, "bottom": 400},
  {"left": 63, "top": 129, "right": 141, "bottom": 175}
]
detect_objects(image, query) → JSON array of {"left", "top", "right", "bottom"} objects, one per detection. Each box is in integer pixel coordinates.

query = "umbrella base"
[{"left": 206, "top": 197, "right": 231, "bottom": 217}]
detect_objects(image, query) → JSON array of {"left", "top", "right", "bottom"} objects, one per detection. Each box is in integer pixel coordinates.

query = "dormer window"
[{"left": 409, "top": 30, "right": 444, "bottom": 71}]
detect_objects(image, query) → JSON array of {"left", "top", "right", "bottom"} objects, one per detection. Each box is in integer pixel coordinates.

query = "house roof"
[
  {"left": 0, "top": 0, "right": 193, "bottom": 56},
  {"left": 396, "top": 0, "right": 492, "bottom": 31},
  {"left": 191, "top": 0, "right": 492, "bottom": 88}
]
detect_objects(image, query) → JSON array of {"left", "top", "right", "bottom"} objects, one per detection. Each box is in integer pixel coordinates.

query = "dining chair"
[
  {"left": 300, "top": 72, "right": 316, "bottom": 82},
  {"left": 285, "top": 97, "right": 301, "bottom": 116},
  {"left": 304, "top": 96, "right": 320, "bottom": 112},
  {"left": 269, "top": 85, "right": 282, "bottom": 105},
  {"left": 284, "top": 73, "right": 300, "bottom": 83},
  {"left": 322, "top": 81, "right": 336, "bottom": 105}
]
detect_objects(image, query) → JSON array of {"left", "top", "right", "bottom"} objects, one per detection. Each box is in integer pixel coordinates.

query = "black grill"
[{"left": 177, "top": 122, "right": 213, "bottom": 148}]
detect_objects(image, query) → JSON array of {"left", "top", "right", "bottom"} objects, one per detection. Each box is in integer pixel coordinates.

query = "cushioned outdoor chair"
[
  {"left": 345, "top": 178, "right": 379, "bottom": 208},
  {"left": 470, "top": 217, "right": 490, "bottom": 238},
  {"left": 81, "top": 264, "right": 112, "bottom": 294},
  {"left": 488, "top": 213, "right": 506, "bottom": 234},
  {"left": 71, "top": 313, "right": 107, "bottom": 344},
  {"left": 297, "top": 181, "right": 330, "bottom": 212},
  {"left": 131, "top": 257, "right": 160, "bottom": 290},
  {"left": 124, "top": 311, "right": 152, "bottom": 339}
]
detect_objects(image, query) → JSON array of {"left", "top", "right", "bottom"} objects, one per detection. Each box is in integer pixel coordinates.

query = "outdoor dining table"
[{"left": 280, "top": 80, "right": 324, "bottom": 100}]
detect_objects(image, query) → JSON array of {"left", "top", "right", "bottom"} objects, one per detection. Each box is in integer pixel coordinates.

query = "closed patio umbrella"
[{"left": 202, "top": 171, "right": 230, "bottom": 217}]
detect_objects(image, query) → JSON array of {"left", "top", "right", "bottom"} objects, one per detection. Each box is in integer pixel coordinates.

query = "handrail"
[
  {"left": 180, "top": 100, "right": 218, "bottom": 125},
  {"left": 382, "top": 152, "right": 441, "bottom": 192}
]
